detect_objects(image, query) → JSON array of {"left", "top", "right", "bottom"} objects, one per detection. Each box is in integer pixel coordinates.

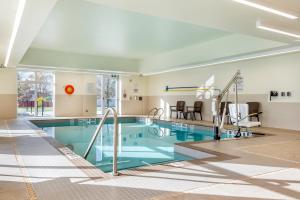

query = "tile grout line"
[
  {"left": 240, "top": 149, "right": 300, "bottom": 164},
  {"left": 13, "top": 143, "right": 38, "bottom": 200},
  {"left": 5, "top": 120, "right": 38, "bottom": 200},
  {"left": 237, "top": 140, "right": 300, "bottom": 149},
  {"left": 181, "top": 161, "right": 297, "bottom": 196},
  {"left": 149, "top": 159, "right": 298, "bottom": 200}
]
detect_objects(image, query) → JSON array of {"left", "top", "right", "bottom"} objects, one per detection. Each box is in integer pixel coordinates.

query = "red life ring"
[{"left": 65, "top": 84, "right": 75, "bottom": 95}]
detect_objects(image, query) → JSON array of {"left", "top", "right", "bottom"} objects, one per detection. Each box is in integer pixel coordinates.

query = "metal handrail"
[
  {"left": 147, "top": 107, "right": 164, "bottom": 119},
  {"left": 83, "top": 107, "right": 119, "bottom": 176},
  {"left": 147, "top": 108, "right": 158, "bottom": 118},
  {"left": 155, "top": 108, "right": 164, "bottom": 119}
]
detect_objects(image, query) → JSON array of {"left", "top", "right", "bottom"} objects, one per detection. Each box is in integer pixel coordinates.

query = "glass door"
[
  {"left": 96, "top": 74, "right": 119, "bottom": 115},
  {"left": 17, "top": 70, "right": 54, "bottom": 117}
]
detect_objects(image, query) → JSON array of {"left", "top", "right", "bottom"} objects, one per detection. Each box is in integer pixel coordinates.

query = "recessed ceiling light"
[
  {"left": 256, "top": 22, "right": 300, "bottom": 39},
  {"left": 233, "top": 0, "right": 298, "bottom": 19},
  {"left": 4, "top": 0, "right": 26, "bottom": 67}
]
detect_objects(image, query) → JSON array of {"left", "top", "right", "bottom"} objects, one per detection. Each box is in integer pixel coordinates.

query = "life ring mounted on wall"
[{"left": 65, "top": 84, "right": 75, "bottom": 95}]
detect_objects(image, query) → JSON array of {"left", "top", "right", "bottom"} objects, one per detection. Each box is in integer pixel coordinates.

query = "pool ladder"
[
  {"left": 83, "top": 107, "right": 120, "bottom": 176},
  {"left": 147, "top": 107, "right": 164, "bottom": 120}
]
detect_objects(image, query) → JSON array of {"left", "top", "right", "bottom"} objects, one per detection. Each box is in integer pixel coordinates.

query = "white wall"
[
  {"left": 146, "top": 52, "right": 300, "bottom": 102},
  {"left": 145, "top": 52, "right": 300, "bottom": 130},
  {"left": 55, "top": 72, "right": 97, "bottom": 117},
  {"left": 0, "top": 68, "right": 17, "bottom": 119}
]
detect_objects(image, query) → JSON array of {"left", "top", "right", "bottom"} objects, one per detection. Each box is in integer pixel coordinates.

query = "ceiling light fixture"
[
  {"left": 4, "top": 0, "right": 26, "bottom": 67},
  {"left": 256, "top": 22, "right": 300, "bottom": 39},
  {"left": 233, "top": 0, "right": 298, "bottom": 19}
]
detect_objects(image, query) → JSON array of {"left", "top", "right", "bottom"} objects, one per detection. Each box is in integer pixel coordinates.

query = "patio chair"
[
  {"left": 170, "top": 101, "right": 185, "bottom": 119},
  {"left": 247, "top": 102, "right": 261, "bottom": 122},
  {"left": 187, "top": 101, "right": 203, "bottom": 120},
  {"left": 213, "top": 101, "right": 232, "bottom": 124}
]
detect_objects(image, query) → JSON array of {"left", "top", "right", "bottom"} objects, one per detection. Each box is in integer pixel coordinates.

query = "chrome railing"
[
  {"left": 83, "top": 107, "right": 119, "bottom": 176},
  {"left": 147, "top": 107, "right": 164, "bottom": 119}
]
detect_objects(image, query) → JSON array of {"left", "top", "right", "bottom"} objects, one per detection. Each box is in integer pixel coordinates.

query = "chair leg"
[
  {"left": 257, "top": 115, "right": 260, "bottom": 122},
  {"left": 176, "top": 112, "right": 178, "bottom": 119},
  {"left": 200, "top": 112, "right": 202, "bottom": 120},
  {"left": 183, "top": 112, "right": 187, "bottom": 120}
]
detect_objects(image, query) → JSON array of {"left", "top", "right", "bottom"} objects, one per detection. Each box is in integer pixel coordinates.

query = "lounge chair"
[
  {"left": 228, "top": 103, "right": 262, "bottom": 137},
  {"left": 187, "top": 101, "right": 203, "bottom": 120},
  {"left": 170, "top": 101, "right": 185, "bottom": 119}
]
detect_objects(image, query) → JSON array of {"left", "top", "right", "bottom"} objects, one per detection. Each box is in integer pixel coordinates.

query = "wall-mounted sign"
[{"left": 65, "top": 84, "right": 75, "bottom": 95}]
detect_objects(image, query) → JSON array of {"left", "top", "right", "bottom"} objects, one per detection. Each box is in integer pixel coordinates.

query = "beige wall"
[
  {"left": 54, "top": 72, "right": 146, "bottom": 117},
  {"left": 0, "top": 68, "right": 17, "bottom": 119},
  {"left": 145, "top": 52, "right": 300, "bottom": 130},
  {"left": 120, "top": 75, "right": 148, "bottom": 115},
  {"left": 55, "top": 72, "right": 97, "bottom": 117}
]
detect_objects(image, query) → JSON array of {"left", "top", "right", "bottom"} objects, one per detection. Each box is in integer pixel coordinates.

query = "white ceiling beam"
[
  {"left": 143, "top": 44, "right": 300, "bottom": 76},
  {"left": 6, "top": 0, "right": 58, "bottom": 67}
]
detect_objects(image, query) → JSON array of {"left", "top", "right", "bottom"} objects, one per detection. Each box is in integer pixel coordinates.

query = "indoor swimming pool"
[{"left": 32, "top": 118, "right": 230, "bottom": 172}]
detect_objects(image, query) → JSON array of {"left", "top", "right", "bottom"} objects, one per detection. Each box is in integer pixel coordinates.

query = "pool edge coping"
[{"left": 26, "top": 116, "right": 277, "bottom": 180}]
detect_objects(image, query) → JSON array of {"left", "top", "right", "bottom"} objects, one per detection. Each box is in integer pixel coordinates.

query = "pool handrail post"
[
  {"left": 83, "top": 107, "right": 119, "bottom": 176},
  {"left": 147, "top": 107, "right": 164, "bottom": 119}
]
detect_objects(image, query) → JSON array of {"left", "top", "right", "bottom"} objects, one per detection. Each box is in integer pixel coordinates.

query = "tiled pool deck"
[{"left": 1, "top": 117, "right": 300, "bottom": 200}]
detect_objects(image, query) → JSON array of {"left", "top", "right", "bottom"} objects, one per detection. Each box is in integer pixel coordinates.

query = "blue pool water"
[{"left": 33, "top": 118, "right": 218, "bottom": 172}]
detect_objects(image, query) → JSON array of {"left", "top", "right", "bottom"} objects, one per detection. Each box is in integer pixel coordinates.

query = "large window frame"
[{"left": 17, "top": 70, "right": 55, "bottom": 117}]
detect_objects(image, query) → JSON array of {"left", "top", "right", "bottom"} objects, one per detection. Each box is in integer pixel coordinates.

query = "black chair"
[
  {"left": 213, "top": 101, "right": 232, "bottom": 124},
  {"left": 170, "top": 101, "right": 185, "bottom": 119},
  {"left": 187, "top": 101, "right": 203, "bottom": 120},
  {"left": 247, "top": 102, "right": 261, "bottom": 122}
]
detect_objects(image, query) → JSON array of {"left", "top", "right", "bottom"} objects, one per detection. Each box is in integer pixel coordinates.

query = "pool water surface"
[{"left": 35, "top": 118, "right": 221, "bottom": 172}]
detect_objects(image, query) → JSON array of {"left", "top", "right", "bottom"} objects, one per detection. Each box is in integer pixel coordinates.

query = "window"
[
  {"left": 17, "top": 70, "right": 54, "bottom": 117},
  {"left": 96, "top": 74, "right": 119, "bottom": 115}
]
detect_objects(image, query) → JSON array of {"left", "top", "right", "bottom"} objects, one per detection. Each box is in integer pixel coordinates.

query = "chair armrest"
[
  {"left": 170, "top": 106, "right": 176, "bottom": 108},
  {"left": 248, "top": 112, "right": 263, "bottom": 117},
  {"left": 238, "top": 112, "right": 263, "bottom": 121}
]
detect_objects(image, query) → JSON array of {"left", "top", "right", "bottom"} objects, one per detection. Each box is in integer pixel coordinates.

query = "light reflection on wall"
[
  {"left": 160, "top": 98, "right": 170, "bottom": 118},
  {"left": 196, "top": 75, "right": 215, "bottom": 100}
]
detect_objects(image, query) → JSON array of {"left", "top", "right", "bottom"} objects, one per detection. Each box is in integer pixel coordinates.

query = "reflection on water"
[{"left": 42, "top": 121, "right": 216, "bottom": 172}]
